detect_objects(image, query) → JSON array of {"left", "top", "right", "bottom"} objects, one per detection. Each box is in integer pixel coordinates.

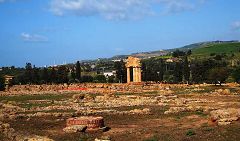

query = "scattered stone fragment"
[
  {"left": 213, "top": 89, "right": 232, "bottom": 95},
  {"left": 63, "top": 125, "right": 87, "bottom": 133},
  {"left": 72, "top": 94, "right": 85, "bottom": 102},
  {"left": 100, "top": 126, "right": 111, "bottom": 132},
  {"left": 0, "top": 121, "right": 18, "bottom": 140},
  {"left": 164, "top": 107, "right": 190, "bottom": 114},
  {"left": 210, "top": 108, "right": 240, "bottom": 125},
  {"left": 222, "top": 89, "right": 231, "bottom": 95},
  {"left": 22, "top": 135, "right": 55, "bottom": 141},
  {"left": 95, "top": 135, "right": 111, "bottom": 141},
  {"left": 128, "top": 108, "right": 150, "bottom": 115}
]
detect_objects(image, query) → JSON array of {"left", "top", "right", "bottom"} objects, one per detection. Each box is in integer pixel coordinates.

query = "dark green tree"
[
  {"left": 94, "top": 75, "right": 106, "bottom": 83},
  {"left": 208, "top": 67, "right": 229, "bottom": 85},
  {"left": 173, "top": 62, "right": 183, "bottom": 83},
  {"left": 76, "top": 61, "right": 81, "bottom": 82},
  {"left": 41, "top": 68, "right": 49, "bottom": 84},
  {"left": 214, "top": 55, "right": 222, "bottom": 60},
  {"left": 32, "top": 66, "right": 40, "bottom": 84},
  {"left": 191, "top": 59, "right": 220, "bottom": 83},
  {"left": 141, "top": 61, "right": 147, "bottom": 81},
  {"left": 107, "top": 75, "right": 115, "bottom": 83},
  {"left": 232, "top": 66, "right": 240, "bottom": 83},
  {"left": 24, "top": 63, "right": 33, "bottom": 84},
  {"left": 50, "top": 67, "right": 57, "bottom": 83},
  {"left": 81, "top": 75, "right": 93, "bottom": 83},
  {"left": 187, "top": 50, "right": 192, "bottom": 56},
  {"left": 0, "top": 75, "right": 5, "bottom": 91},
  {"left": 156, "top": 58, "right": 165, "bottom": 82},
  {"left": 70, "top": 71, "right": 76, "bottom": 80},
  {"left": 172, "top": 49, "right": 186, "bottom": 57},
  {"left": 141, "top": 58, "right": 165, "bottom": 82},
  {"left": 114, "top": 60, "right": 127, "bottom": 83},
  {"left": 56, "top": 66, "right": 69, "bottom": 83},
  {"left": 183, "top": 56, "right": 190, "bottom": 82}
]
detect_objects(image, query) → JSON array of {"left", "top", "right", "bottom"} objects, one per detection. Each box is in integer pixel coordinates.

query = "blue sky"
[{"left": 0, "top": 0, "right": 240, "bottom": 67}]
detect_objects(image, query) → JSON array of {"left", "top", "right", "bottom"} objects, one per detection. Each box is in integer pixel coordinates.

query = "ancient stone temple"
[{"left": 125, "top": 56, "right": 142, "bottom": 83}]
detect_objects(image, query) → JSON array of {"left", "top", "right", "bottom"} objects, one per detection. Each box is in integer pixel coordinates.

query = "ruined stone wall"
[{"left": 0, "top": 83, "right": 213, "bottom": 96}]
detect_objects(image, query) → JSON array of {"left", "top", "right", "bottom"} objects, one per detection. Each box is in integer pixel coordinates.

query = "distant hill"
[
  {"left": 108, "top": 40, "right": 239, "bottom": 60},
  {"left": 82, "top": 40, "right": 240, "bottom": 63},
  {"left": 166, "top": 40, "right": 239, "bottom": 52},
  {"left": 191, "top": 42, "right": 240, "bottom": 57}
]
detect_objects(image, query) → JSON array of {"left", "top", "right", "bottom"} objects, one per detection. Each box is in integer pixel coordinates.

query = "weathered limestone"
[
  {"left": 125, "top": 56, "right": 142, "bottom": 83},
  {"left": 210, "top": 108, "right": 240, "bottom": 125},
  {"left": 63, "top": 125, "right": 87, "bottom": 133},
  {"left": 21, "top": 135, "right": 54, "bottom": 141},
  {"left": 4, "top": 75, "right": 14, "bottom": 91},
  {"left": 95, "top": 135, "right": 111, "bottom": 141}
]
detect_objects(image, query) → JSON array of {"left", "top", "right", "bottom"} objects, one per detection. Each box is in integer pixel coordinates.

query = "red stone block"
[{"left": 66, "top": 116, "right": 104, "bottom": 130}]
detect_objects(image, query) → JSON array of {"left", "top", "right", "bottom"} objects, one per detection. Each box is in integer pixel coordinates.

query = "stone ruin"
[
  {"left": 63, "top": 116, "right": 106, "bottom": 133},
  {"left": 125, "top": 56, "right": 142, "bottom": 83}
]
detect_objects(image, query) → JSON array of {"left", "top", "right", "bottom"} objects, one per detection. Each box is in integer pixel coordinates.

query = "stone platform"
[{"left": 66, "top": 116, "right": 104, "bottom": 130}]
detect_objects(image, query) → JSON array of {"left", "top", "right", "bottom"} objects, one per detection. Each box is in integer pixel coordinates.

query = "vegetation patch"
[
  {"left": 18, "top": 102, "right": 54, "bottom": 109},
  {"left": 0, "top": 93, "right": 74, "bottom": 102},
  {"left": 192, "top": 42, "right": 240, "bottom": 57},
  {"left": 195, "top": 110, "right": 208, "bottom": 117},
  {"left": 144, "top": 135, "right": 159, "bottom": 141},
  {"left": 186, "top": 129, "right": 196, "bottom": 136}
]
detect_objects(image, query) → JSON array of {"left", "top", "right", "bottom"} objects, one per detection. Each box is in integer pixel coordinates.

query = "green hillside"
[{"left": 192, "top": 42, "right": 240, "bottom": 57}]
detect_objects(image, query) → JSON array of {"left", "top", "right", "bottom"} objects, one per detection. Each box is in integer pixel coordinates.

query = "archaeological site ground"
[{"left": 0, "top": 83, "right": 240, "bottom": 141}]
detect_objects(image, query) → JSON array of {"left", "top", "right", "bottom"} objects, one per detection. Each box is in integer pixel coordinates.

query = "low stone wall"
[{"left": 0, "top": 83, "right": 221, "bottom": 96}]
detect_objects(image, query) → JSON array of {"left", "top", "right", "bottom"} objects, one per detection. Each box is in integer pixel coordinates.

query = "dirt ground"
[{"left": 0, "top": 84, "right": 240, "bottom": 141}]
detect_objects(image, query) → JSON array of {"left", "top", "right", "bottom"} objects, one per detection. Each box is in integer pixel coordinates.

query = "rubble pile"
[{"left": 210, "top": 108, "right": 240, "bottom": 125}]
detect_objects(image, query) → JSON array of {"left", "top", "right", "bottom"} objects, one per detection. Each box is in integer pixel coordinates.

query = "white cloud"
[
  {"left": 232, "top": 21, "right": 240, "bottom": 31},
  {"left": 50, "top": 0, "right": 154, "bottom": 20},
  {"left": 162, "top": 0, "right": 194, "bottom": 14},
  {"left": 21, "top": 32, "right": 48, "bottom": 42},
  {"left": 49, "top": 0, "right": 206, "bottom": 20}
]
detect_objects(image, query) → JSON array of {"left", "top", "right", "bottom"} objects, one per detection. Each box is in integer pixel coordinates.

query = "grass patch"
[
  {"left": 192, "top": 42, "right": 240, "bottom": 57},
  {"left": 195, "top": 110, "right": 208, "bottom": 117},
  {"left": 203, "top": 127, "right": 214, "bottom": 132},
  {"left": 171, "top": 88, "right": 187, "bottom": 95},
  {"left": 17, "top": 109, "right": 76, "bottom": 114},
  {"left": 45, "top": 109, "right": 76, "bottom": 113},
  {"left": 144, "top": 91, "right": 159, "bottom": 94},
  {"left": 186, "top": 129, "right": 196, "bottom": 136},
  {"left": 114, "top": 92, "right": 134, "bottom": 96},
  {"left": 0, "top": 93, "right": 74, "bottom": 102},
  {"left": 201, "top": 123, "right": 214, "bottom": 132},
  {"left": 144, "top": 135, "right": 158, "bottom": 141},
  {"left": 172, "top": 112, "right": 193, "bottom": 120},
  {"left": 0, "top": 133, "right": 4, "bottom": 141},
  {"left": 18, "top": 102, "right": 53, "bottom": 109}
]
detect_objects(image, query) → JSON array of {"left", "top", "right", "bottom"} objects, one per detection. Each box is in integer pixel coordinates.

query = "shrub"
[
  {"left": 0, "top": 75, "right": 5, "bottom": 91},
  {"left": 93, "top": 75, "right": 106, "bottom": 83}
]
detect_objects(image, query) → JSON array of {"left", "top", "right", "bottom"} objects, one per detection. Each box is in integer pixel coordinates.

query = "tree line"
[
  {"left": 114, "top": 49, "right": 240, "bottom": 85},
  {"left": 140, "top": 50, "right": 240, "bottom": 85},
  {"left": 1, "top": 49, "right": 240, "bottom": 90},
  {"left": 0, "top": 61, "right": 114, "bottom": 89}
]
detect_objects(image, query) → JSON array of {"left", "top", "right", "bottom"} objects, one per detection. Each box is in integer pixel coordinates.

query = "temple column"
[
  {"left": 135, "top": 68, "right": 139, "bottom": 82},
  {"left": 135, "top": 67, "right": 139, "bottom": 82},
  {"left": 138, "top": 68, "right": 142, "bottom": 82},
  {"left": 127, "top": 67, "right": 130, "bottom": 83},
  {"left": 133, "top": 67, "right": 136, "bottom": 82}
]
